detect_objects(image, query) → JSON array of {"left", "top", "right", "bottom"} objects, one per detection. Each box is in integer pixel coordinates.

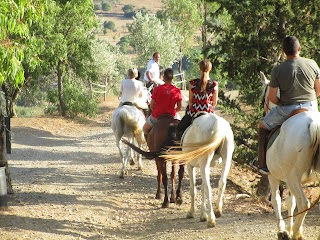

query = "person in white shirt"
[
  {"left": 144, "top": 52, "right": 162, "bottom": 90},
  {"left": 119, "top": 68, "right": 146, "bottom": 109}
]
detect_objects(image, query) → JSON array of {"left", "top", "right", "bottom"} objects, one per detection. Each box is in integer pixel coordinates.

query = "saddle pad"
[{"left": 267, "top": 127, "right": 280, "bottom": 150}]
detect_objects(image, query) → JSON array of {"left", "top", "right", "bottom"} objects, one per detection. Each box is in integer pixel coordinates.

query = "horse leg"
[
  {"left": 161, "top": 159, "right": 169, "bottom": 208},
  {"left": 175, "top": 164, "right": 185, "bottom": 205},
  {"left": 268, "top": 175, "right": 289, "bottom": 239},
  {"left": 170, "top": 163, "right": 177, "bottom": 203},
  {"left": 135, "top": 140, "right": 142, "bottom": 171},
  {"left": 155, "top": 158, "right": 162, "bottom": 200},
  {"left": 286, "top": 191, "right": 296, "bottom": 238},
  {"left": 117, "top": 139, "right": 127, "bottom": 179},
  {"left": 186, "top": 164, "right": 196, "bottom": 219},
  {"left": 215, "top": 151, "right": 232, "bottom": 218},
  {"left": 129, "top": 137, "right": 135, "bottom": 166},
  {"left": 286, "top": 179, "right": 309, "bottom": 240},
  {"left": 200, "top": 160, "right": 215, "bottom": 227}
]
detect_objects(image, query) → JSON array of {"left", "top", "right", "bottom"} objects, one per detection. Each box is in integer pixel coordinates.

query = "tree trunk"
[
  {"left": 178, "top": 58, "right": 186, "bottom": 90},
  {"left": 201, "top": 0, "right": 208, "bottom": 58},
  {"left": 0, "top": 106, "right": 13, "bottom": 194},
  {"left": 57, "top": 61, "right": 67, "bottom": 116}
]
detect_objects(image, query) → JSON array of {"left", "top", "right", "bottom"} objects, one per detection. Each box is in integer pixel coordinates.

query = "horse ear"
[{"left": 260, "top": 71, "right": 270, "bottom": 85}]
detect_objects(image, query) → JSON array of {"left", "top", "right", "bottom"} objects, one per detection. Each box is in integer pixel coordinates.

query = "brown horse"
[{"left": 122, "top": 114, "right": 185, "bottom": 208}]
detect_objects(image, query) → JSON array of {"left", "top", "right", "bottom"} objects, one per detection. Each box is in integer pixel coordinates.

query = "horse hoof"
[
  {"left": 277, "top": 231, "right": 290, "bottom": 240},
  {"left": 155, "top": 194, "right": 161, "bottom": 199},
  {"left": 214, "top": 210, "right": 222, "bottom": 218},
  {"left": 130, "top": 159, "right": 135, "bottom": 165},
  {"left": 162, "top": 202, "right": 169, "bottom": 208},
  {"left": 200, "top": 216, "right": 207, "bottom": 222},
  {"left": 186, "top": 212, "right": 194, "bottom": 219},
  {"left": 170, "top": 197, "right": 176, "bottom": 203},
  {"left": 176, "top": 197, "right": 183, "bottom": 205},
  {"left": 207, "top": 221, "right": 216, "bottom": 228},
  {"left": 119, "top": 174, "right": 125, "bottom": 179}
]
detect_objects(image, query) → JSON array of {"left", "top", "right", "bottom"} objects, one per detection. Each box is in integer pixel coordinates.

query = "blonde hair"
[
  {"left": 199, "top": 59, "right": 212, "bottom": 92},
  {"left": 128, "top": 68, "right": 138, "bottom": 79}
]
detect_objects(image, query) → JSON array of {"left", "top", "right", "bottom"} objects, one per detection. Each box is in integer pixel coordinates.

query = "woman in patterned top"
[{"left": 177, "top": 59, "right": 218, "bottom": 139}]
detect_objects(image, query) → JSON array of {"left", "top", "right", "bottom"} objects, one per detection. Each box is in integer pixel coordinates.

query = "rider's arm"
[
  {"left": 268, "top": 87, "right": 279, "bottom": 105},
  {"left": 175, "top": 101, "right": 182, "bottom": 112},
  {"left": 188, "top": 83, "right": 194, "bottom": 108},
  {"left": 146, "top": 71, "right": 153, "bottom": 82},
  {"left": 211, "top": 84, "right": 218, "bottom": 110},
  {"left": 315, "top": 78, "right": 320, "bottom": 97},
  {"left": 150, "top": 99, "right": 155, "bottom": 110}
]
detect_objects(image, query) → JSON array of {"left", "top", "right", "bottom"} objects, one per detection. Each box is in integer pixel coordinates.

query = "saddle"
[
  {"left": 267, "top": 108, "right": 309, "bottom": 149},
  {"left": 122, "top": 101, "right": 134, "bottom": 106}
]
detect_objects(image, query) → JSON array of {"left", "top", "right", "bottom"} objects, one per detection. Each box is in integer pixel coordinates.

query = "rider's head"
[
  {"left": 163, "top": 68, "right": 174, "bottom": 83},
  {"left": 128, "top": 68, "right": 138, "bottom": 79},
  {"left": 153, "top": 52, "right": 160, "bottom": 63},
  {"left": 282, "top": 36, "right": 301, "bottom": 56}
]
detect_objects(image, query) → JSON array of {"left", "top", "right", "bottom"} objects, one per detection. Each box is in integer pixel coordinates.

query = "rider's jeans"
[{"left": 262, "top": 100, "right": 318, "bottom": 130}]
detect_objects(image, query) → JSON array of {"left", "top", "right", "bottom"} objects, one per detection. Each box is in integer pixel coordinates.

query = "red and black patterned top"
[{"left": 186, "top": 78, "right": 218, "bottom": 117}]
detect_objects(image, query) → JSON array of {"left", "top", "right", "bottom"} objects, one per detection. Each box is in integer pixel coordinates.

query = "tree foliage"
[
  {"left": 91, "top": 39, "right": 133, "bottom": 95},
  {"left": 127, "top": 12, "right": 183, "bottom": 68},
  {"left": 205, "top": 0, "right": 320, "bottom": 166},
  {"left": 39, "top": 0, "right": 99, "bottom": 116}
]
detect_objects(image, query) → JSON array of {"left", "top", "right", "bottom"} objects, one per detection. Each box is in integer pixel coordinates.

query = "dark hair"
[
  {"left": 153, "top": 52, "right": 160, "bottom": 58},
  {"left": 199, "top": 59, "right": 212, "bottom": 92},
  {"left": 163, "top": 68, "right": 173, "bottom": 81},
  {"left": 135, "top": 71, "right": 141, "bottom": 80},
  {"left": 282, "top": 36, "right": 300, "bottom": 56}
]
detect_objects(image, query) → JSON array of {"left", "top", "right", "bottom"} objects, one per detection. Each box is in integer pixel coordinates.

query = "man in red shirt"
[{"left": 143, "top": 68, "right": 182, "bottom": 137}]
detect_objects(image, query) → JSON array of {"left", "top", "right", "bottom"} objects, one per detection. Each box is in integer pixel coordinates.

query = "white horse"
[
  {"left": 111, "top": 105, "right": 146, "bottom": 178},
  {"left": 162, "top": 113, "right": 234, "bottom": 227},
  {"left": 260, "top": 71, "right": 320, "bottom": 240}
]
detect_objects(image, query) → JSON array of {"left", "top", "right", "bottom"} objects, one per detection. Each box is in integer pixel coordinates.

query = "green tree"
[
  {"left": 104, "top": 20, "right": 116, "bottom": 32},
  {"left": 161, "top": 0, "right": 203, "bottom": 88},
  {"left": 206, "top": 0, "right": 320, "bottom": 195},
  {"left": 101, "top": 1, "right": 111, "bottom": 11},
  {"left": 0, "top": 0, "right": 47, "bottom": 192},
  {"left": 91, "top": 39, "right": 133, "bottom": 96},
  {"left": 40, "top": 0, "right": 99, "bottom": 116},
  {"left": 122, "top": 4, "right": 135, "bottom": 18},
  {"left": 127, "top": 12, "right": 183, "bottom": 68}
]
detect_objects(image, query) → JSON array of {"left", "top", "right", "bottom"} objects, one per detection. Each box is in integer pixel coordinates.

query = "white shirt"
[
  {"left": 144, "top": 59, "right": 160, "bottom": 84},
  {"left": 120, "top": 79, "right": 143, "bottom": 104}
]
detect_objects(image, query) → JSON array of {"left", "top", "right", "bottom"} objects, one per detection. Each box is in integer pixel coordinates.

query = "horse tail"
[
  {"left": 119, "top": 109, "right": 145, "bottom": 145},
  {"left": 160, "top": 122, "right": 225, "bottom": 164},
  {"left": 309, "top": 120, "right": 320, "bottom": 172},
  {"left": 121, "top": 138, "right": 161, "bottom": 159}
]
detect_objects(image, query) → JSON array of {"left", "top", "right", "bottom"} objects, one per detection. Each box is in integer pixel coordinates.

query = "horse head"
[{"left": 259, "top": 71, "right": 279, "bottom": 114}]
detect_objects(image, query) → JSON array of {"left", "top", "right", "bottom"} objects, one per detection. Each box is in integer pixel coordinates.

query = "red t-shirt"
[{"left": 151, "top": 84, "right": 182, "bottom": 118}]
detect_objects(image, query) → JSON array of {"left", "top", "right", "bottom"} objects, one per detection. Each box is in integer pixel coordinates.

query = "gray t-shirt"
[{"left": 270, "top": 57, "right": 320, "bottom": 105}]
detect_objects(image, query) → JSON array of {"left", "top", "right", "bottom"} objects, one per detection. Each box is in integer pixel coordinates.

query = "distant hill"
[{"left": 94, "top": 0, "right": 162, "bottom": 45}]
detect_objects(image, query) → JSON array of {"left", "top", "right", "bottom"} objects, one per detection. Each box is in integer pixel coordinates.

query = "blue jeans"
[{"left": 262, "top": 100, "right": 318, "bottom": 130}]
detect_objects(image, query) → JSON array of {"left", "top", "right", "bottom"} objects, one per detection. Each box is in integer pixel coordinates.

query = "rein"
[{"left": 261, "top": 85, "right": 271, "bottom": 112}]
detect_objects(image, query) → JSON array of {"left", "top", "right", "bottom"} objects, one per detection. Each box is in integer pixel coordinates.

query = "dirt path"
[{"left": 0, "top": 100, "right": 319, "bottom": 240}]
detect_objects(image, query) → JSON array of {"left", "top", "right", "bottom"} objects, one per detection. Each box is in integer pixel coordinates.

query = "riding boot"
[{"left": 257, "top": 128, "right": 271, "bottom": 175}]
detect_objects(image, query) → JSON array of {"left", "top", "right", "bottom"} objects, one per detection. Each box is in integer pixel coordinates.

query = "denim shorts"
[
  {"left": 262, "top": 100, "right": 318, "bottom": 130},
  {"left": 147, "top": 115, "right": 157, "bottom": 126}
]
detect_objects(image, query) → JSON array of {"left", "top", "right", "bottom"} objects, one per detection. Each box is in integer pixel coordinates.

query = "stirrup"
[
  {"left": 249, "top": 158, "right": 259, "bottom": 171},
  {"left": 259, "top": 167, "right": 270, "bottom": 175}
]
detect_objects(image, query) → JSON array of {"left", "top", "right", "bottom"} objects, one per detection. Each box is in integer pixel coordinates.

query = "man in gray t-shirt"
[{"left": 252, "top": 36, "right": 320, "bottom": 175}]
